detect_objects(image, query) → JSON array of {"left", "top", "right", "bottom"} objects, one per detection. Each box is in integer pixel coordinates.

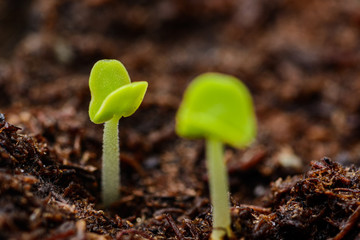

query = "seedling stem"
[
  {"left": 207, "top": 138, "right": 233, "bottom": 239},
  {"left": 102, "top": 116, "right": 120, "bottom": 206}
]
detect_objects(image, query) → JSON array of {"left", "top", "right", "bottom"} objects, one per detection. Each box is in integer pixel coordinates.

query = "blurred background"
[{"left": 1, "top": 0, "right": 360, "bottom": 189}]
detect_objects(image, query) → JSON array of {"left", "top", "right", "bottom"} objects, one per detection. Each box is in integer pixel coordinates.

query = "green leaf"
[
  {"left": 176, "top": 72, "right": 256, "bottom": 148},
  {"left": 89, "top": 59, "right": 148, "bottom": 124}
]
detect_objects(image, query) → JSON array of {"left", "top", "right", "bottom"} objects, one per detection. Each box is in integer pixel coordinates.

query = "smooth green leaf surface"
[
  {"left": 176, "top": 72, "right": 256, "bottom": 148},
  {"left": 93, "top": 82, "right": 148, "bottom": 123},
  {"left": 89, "top": 59, "right": 148, "bottom": 124}
]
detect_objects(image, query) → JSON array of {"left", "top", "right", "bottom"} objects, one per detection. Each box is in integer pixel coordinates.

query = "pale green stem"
[
  {"left": 102, "top": 116, "right": 120, "bottom": 206},
  {"left": 206, "top": 138, "right": 233, "bottom": 240}
]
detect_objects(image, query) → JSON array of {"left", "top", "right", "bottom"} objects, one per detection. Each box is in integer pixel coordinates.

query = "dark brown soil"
[{"left": 0, "top": 0, "right": 360, "bottom": 239}]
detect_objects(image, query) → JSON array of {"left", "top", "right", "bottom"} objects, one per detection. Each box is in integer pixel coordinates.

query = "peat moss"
[
  {"left": 232, "top": 157, "right": 360, "bottom": 240},
  {"left": 0, "top": 115, "right": 359, "bottom": 239}
]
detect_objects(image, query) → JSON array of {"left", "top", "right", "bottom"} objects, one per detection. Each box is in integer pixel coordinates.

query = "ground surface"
[{"left": 0, "top": 0, "right": 359, "bottom": 239}]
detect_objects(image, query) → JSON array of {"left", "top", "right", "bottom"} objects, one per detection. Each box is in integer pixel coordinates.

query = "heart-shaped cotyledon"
[
  {"left": 89, "top": 59, "right": 148, "bottom": 124},
  {"left": 88, "top": 59, "right": 147, "bottom": 207}
]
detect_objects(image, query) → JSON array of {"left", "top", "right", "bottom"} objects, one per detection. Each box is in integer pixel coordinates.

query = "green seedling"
[
  {"left": 89, "top": 59, "right": 147, "bottom": 206},
  {"left": 176, "top": 73, "right": 256, "bottom": 240}
]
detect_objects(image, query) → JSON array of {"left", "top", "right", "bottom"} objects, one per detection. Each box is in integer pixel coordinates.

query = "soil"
[{"left": 0, "top": 0, "right": 360, "bottom": 239}]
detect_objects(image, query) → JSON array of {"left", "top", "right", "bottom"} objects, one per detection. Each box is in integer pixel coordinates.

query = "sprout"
[
  {"left": 89, "top": 59, "right": 148, "bottom": 206},
  {"left": 176, "top": 73, "right": 256, "bottom": 240}
]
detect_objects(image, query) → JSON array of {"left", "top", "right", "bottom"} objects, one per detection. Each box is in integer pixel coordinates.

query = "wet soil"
[{"left": 0, "top": 0, "right": 359, "bottom": 239}]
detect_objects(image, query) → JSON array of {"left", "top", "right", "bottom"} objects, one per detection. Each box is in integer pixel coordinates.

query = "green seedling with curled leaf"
[
  {"left": 89, "top": 59, "right": 147, "bottom": 206},
  {"left": 176, "top": 73, "right": 256, "bottom": 240}
]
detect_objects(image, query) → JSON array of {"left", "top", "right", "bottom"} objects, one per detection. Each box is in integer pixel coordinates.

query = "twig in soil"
[
  {"left": 153, "top": 207, "right": 184, "bottom": 216},
  {"left": 331, "top": 205, "right": 360, "bottom": 240},
  {"left": 232, "top": 204, "right": 271, "bottom": 214},
  {"left": 58, "top": 165, "right": 97, "bottom": 181},
  {"left": 184, "top": 197, "right": 208, "bottom": 217},
  {"left": 228, "top": 147, "right": 266, "bottom": 172},
  {"left": 333, "top": 188, "right": 360, "bottom": 193},
  {"left": 164, "top": 214, "right": 185, "bottom": 240},
  {"left": 184, "top": 219, "right": 200, "bottom": 240}
]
